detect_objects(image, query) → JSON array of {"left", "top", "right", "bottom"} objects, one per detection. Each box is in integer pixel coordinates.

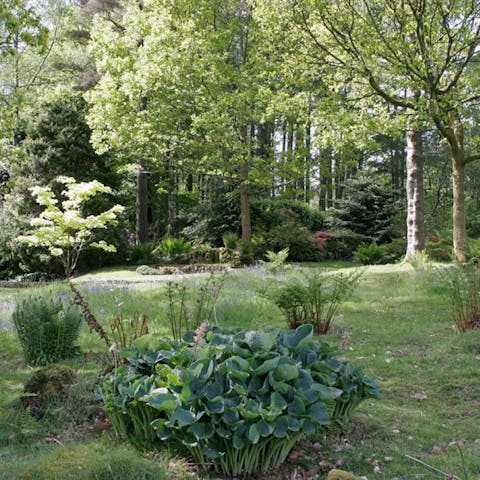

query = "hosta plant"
[{"left": 100, "top": 324, "right": 379, "bottom": 476}]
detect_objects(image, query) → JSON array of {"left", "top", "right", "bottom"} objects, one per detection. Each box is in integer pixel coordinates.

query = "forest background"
[{"left": 1, "top": 0, "right": 480, "bottom": 278}]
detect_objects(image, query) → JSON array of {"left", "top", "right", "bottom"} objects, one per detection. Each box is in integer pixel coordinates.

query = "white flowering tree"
[{"left": 18, "top": 176, "right": 124, "bottom": 278}]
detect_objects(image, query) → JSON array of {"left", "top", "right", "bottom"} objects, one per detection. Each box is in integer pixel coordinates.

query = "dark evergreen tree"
[
  {"left": 22, "top": 92, "right": 118, "bottom": 187},
  {"left": 327, "top": 176, "right": 401, "bottom": 244}
]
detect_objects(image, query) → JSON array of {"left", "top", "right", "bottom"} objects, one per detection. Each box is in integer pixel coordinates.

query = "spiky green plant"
[{"left": 13, "top": 293, "right": 82, "bottom": 365}]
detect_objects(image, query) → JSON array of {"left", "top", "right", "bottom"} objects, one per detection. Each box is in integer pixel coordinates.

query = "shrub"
[
  {"left": 100, "top": 324, "right": 380, "bottom": 476},
  {"left": 438, "top": 265, "right": 480, "bottom": 332},
  {"left": 268, "top": 270, "right": 363, "bottom": 334},
  {"left": 153, "top": 236, "right": 192, "bottom": 262},
  {"left": 262, "top": 224, "right": 322, "bottom": 262},
  {"left": 321, "top": 229, "right": 367, "bottom": 260},
  {"left": 129, "top": 242, "right": 156, "bottom": 265},
  {"left": 425, "top": 232, "right": 453, "bottom": 261},
  {"left": 381, "top": 238, "right": 407, "bottom": 263},
  {"left": 354, "top": 242, "right": 387, "bottom": 265},
  {"left": 222, "top": 232, "right": 239, "bottom": 250},
  {"left": 13, "top": 294, "right": 82, "bottom": 365},
  {"left": 251, "top": 198, "right": 325, "bottom": 232},
  {"left": 262, "top": 247, "right": 291, "bottom": 273},
  {"left": 314, "top": 231, "right": 330, "bottom": 249}
]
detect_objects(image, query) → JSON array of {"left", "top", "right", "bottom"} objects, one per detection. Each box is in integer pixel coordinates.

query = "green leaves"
[
  {"left": 16, "top": 177, "right": 124, "bottom": 278},
  {"left": 282, "top": 323, "right": 313, "bottom": 348},
  {"left": 100, "top": 325, "right": 380, "bottom": 476}
]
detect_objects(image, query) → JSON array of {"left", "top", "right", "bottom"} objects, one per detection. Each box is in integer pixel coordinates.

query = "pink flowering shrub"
[{"left": 314, "top": 231, "right": 330, "bottom": 249}]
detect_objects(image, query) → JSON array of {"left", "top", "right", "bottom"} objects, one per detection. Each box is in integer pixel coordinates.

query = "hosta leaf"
[
  {"left": 205, "top": 383, "right": 223, "bottom": 401},
  {"left": 273, "top": 416, "right": 289, "bottom": 438},
  {"left": 288, "top": 417, "right": 301, "bottom": 431},
  {"left": 273, "top": 363, "right": 299, "bottom": 382},
  {"left": 301, "top": 418, "right": 316, "bottom": 434},
  {"left": 248, "top": 423, "right": 260, "bottom": 443},
  {"left": 216, "top": 423, "right": 232, "bottom": 438},
  {"left": 143, "top": 390, "right": 178, "bottom": 411},
  {"left": 244, "top": 331, "right": 274, "bottom": 352},
  {"left": 223, "top": 408, "right": 240, "bottom": 425},
  {"left": 170, "top": 407, "right": 196, "bottom": 427},
  {"left": 311, "top": 384, "right": 343, "bottom": 400},
  {"left": 303, "top": 388, "right": 320, "bottom": 403},
  {"left": 152, "top": 419, "right": 173, "bottom": 440},
  {"left": 297, "top": 369, "right": 314, "bottom": 389},
  {"left": 308, "top": 402, "right": 330, "bottom": 425},
  {"left": 287, "top": 395, "right": 306, "bottom": 416},
  {"left": 241, "top": 399, "right": 260, "bottom": 420},
  {"left": 233, "top": 425, "right": 248, "bottom": 449},
  {"left": 206, "top": 396, "right": 225, "bottom": 414},
  {"left": 189, "top": 421, "right": 214, "bottom": 441},
  {"left": 270, "top": 392, "right": 287, "bottom": 411},
  {"left": 270, "top": 380, "right": 292, "bottom": 396},
  {"left": 282, "top": 324, "right": 313, "bottom": 349},
  {"left": 256, "top": 419, "right": 274, "bottom": 437},
  {"left": 232, "top": 383, "right": 248, "bottom": 396},
  {"left": 228, "top": 356, "right": 250, "bottom": 372},
  {"left": 254, "top": 356, "right": 280, "bottom": 376},
  {"left": 202, "top": 443, "right": 224, "bottom": 459}
]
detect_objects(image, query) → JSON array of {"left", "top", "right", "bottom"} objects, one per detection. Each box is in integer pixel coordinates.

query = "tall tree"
[
  {"left": 86, "top": 0, "right": 285, "bottom": 243},
  {"left": 286, "top": 0, "right": 480, "bottom": 261}
]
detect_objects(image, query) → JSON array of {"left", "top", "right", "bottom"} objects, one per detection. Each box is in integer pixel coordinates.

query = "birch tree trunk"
[{"left": 405, "top": 127, "right": 425, "bottom": 258}]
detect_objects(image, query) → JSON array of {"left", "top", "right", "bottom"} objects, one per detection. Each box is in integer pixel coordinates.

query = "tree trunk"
[
  {"left": 452, "top": 155, "right": 468, "bottom": 262},
  {"left": 136, "top": 169, "right": 149, "bottom": 244},
  {"left": 239, "top": 160, "right": 251, "bottom": 242},
  {"left": 405, "top": 127, "right": 425, "bottom": 258},
  {"left": 165, "top": 151, "right": 176, "bottom": 236}
]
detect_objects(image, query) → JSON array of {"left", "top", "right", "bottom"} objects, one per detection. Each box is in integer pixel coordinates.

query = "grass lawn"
[{"left": 0, "top": 263, "right": 479, "bottom": 479}]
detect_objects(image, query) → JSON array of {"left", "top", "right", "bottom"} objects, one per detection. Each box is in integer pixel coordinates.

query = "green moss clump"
[
  {"left": 327, "top": 469, "right": 358, "bottom": 480},
  {"left": 22, "top": 364, "right": 75, "bottom": 417}
]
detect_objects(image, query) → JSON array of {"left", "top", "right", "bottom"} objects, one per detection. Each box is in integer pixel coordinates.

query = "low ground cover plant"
[
  {"left": 100, "top": 324, "right": 379, "bottom": 477},
  {"left": 13, "top": 293, "right": 82, "bottom": 365}
]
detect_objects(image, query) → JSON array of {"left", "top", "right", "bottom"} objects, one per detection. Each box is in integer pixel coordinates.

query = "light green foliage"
[
  {"left": 17, "top": 176, "right": 124, "bottom": 277},
  {"left": 263, "top": 247, "right": 291, "bottom": 272},
  {"left": 100, "top": 324, "right": 379, "bottom": 475},
  {"left": 13, "top": 293, "right": 82, "bottom": 365},
  {"left": 269, "top": 270, "right": 363, "bottom": 334},
  {"left": 153, "top": 236, "right": 192, "bottom": 263},
  {"left": 0, "top": 0, "right": 48, "bottom": 135},
  {"left": 407, "top": 251, "right": 431, "bottom": 271}
]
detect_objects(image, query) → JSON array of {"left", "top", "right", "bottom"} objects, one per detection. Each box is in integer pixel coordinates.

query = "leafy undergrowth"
[{"left": 1, "top": 265, "right": 480, "bottom": 479}]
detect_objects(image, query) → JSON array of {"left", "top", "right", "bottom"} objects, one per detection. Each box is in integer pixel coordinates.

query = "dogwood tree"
[{"left": 18, "top": 176, "right": 124, "bottom": 278}]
